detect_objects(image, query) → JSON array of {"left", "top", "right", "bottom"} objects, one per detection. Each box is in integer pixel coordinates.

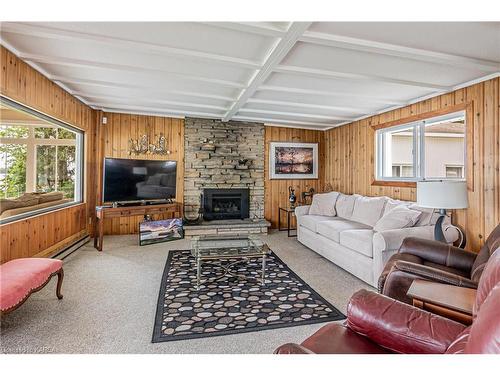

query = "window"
[
  {"left": 0, "top": 97, "right": 84, "bottom": 223},
  {"left": 375, "top": 111, "right": 466, "bottom": 182},
  {"left": 445, "top": 165, "right": 464, "bottom": 178},
  {"left": 392, "top": 164, "right": 414, "bottom": 178}
]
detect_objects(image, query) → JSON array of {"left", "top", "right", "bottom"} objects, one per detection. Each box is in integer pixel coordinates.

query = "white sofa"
[{"left": 295, "top": 192, "right": 459, "bottom": 287}]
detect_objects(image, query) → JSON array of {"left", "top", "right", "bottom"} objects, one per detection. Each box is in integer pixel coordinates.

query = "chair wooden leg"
[{"left": 56, "top": 268, "right": 64, "bottom": 300}]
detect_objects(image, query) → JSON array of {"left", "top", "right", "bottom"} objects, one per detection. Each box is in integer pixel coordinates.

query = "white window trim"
[{"left": 375, "top": 110, "right": 466, "bottom": 182}]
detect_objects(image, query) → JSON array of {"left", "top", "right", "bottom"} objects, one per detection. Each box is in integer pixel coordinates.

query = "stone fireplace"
[{"left": 183, "top": 117, "right": 265, "bottom": 221}]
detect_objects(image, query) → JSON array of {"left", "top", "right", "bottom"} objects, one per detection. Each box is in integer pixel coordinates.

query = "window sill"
[
  {"left": 0, "top": 200, "right": 84, "bottom": 226},
  {"left": 371, "top": 180, "right": 417, "bottom": 188}
]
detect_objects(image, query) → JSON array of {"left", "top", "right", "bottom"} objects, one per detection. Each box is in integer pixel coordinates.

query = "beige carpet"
[{"left": 0, "top": 231, "right": 373, "bottom": 354}]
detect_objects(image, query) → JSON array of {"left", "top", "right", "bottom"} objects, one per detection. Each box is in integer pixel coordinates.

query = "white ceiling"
[{"left": 1, "top": 22, "right": 499, "bottom": 130}]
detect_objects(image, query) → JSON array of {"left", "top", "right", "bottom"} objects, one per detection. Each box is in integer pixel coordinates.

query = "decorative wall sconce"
[{"left": 128, "top": 133, "right": 171, "bottom": 156}]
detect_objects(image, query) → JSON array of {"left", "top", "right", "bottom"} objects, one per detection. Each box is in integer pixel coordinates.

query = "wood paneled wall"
[
  {"left": 0, "top": 205, "right": 87, "bottom": 264},
  {"left": 1, "top": 45, "right": 96, "bottom": 263},
  {"left": 264, "top": 126, "right": 325, "bottom": 228},
  {"left": 324, "top": 77, "right": 500, "bottom": 251},
  {"left": 97, "top": 112, "right": 185, "bottom": 235}
]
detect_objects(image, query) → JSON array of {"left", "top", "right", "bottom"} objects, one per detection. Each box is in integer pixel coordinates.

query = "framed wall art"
[{"left": 269, "top": 142, "right": 318, "bottom": 179}]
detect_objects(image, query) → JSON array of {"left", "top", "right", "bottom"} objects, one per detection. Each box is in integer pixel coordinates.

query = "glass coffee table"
[{"left": 190, "top": 234, "right": 270, "bottom": 290}]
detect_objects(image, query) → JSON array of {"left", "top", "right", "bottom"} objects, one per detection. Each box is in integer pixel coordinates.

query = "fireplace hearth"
[{"left": 203, "top": 188, "right": 249, "bottom": 221}]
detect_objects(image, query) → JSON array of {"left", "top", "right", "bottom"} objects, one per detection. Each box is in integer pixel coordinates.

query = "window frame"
[
  {"left": 374, "top": 109, "right": 466, "bottom": 184},
  {"left": 0, "top": 96, "right": 85, "bottom": 225}
]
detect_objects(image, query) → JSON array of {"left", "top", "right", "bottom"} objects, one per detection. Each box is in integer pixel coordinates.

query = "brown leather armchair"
[
  {"left": 378, "top": 223, "right": 500, "bottom": 304},
  {"left": 274, "top": 248, "right": 500, "bottom": 354}
]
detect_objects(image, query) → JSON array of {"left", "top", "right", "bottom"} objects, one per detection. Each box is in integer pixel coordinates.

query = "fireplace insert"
[{"left": 203, "top": 188, "right": 249, "bottom": 220}]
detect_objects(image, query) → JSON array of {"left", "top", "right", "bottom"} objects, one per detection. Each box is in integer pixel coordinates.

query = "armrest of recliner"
[
  {"left": 346, "top": 290, "right": 466, "bottom": 354},
  {"left": 274, "top": 343, "right": 315, "bottom": 354},
  {"left": 391, "top": 260, "right": 477, "bottom": 288},
  {"left": 399, "top": 237, "right": 476, "bottom": 273}
]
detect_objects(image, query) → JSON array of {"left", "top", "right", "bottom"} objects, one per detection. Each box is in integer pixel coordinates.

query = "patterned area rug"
[{"left": 152, "top": 250, "right": 345, "bottom": 343}]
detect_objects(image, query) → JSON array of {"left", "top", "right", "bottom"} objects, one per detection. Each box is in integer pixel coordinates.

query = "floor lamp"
[{"left": 417, "top": 180, "right": 468, "bottom": 244}]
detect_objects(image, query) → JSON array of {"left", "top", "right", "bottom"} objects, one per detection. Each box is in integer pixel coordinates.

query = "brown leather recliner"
[
  {"left": 378, "top": 223, "right": 500, "bottom": 304},
  {"left": 274, "top": 247, "right": 500, "bottom": 354}
]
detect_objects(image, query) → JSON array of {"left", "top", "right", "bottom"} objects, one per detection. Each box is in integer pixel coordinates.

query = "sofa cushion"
[
  {"left": 317, "top": 218, "right": 372, "bottom": 243},
  {"left": 300, "top": 215, "right": 339, "bottom": 233},
  {"left": 309, "top": 192, "right": 339, "bottom": 216},
  {"left": 351, "top": 196, "right": 387, "bottom": 227},
  {"left": 0, "top": 199, "right": 24, "bottom": 214},
  {"left": 383, "top": 198, "right": 411, "bottom": 216},
  {"left": 0, "top": 195, "right": 39, "bottom": 214},
  {"left": 339, "top": 229, "right": 375, "bottom": 258},
  {"left": 335, "top": 194, "right": 358, "bottom": 219},
  {"left": 374, "top": 205, "right": 422, "bottom": 232}
]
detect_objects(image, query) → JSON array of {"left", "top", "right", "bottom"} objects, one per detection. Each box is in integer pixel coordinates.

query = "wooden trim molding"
[
  {"left": 371, "top": 103, "right": 469, "bottom": 131},
  {"left": 371, "top": 180, "right": 417, "bottom": 188}
]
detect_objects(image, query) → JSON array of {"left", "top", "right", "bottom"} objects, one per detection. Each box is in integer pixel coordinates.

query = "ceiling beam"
[
  {"left": 1, "top": 22, "right": 262, "bottom": 69},
  {"left": 0, "top": 37, "right": 92, "bottom": 107},
  {"left": 237, "top": 108, "right": 355, "bottom": 121},
  {"left": 232, "top": 115, "right": 335, "bottom": 129},
  {"left": 257, "top": 84, "right": 408, "bottom": 106},
  {"left": 50, "top": 76, "right": 236, "bottom": 102},
  {"left": 300, "top": 31, "right": 500, "bottom": 73},
  {"left": 274, "top": 65, "right": 451, "bottom": 91},
  {"left": 87, "top": 103, "right": 223, "bottom": 119},
  {"left": 223, "top": 22, "right": 312, "bottom": 122},
  {"left": 72, "top": 92, "right": 228, "bottom": 111},
  {"left": 19, "top": 53, "right": 246, "bottom": 89},
  {"left": 205, "top": 22, "right": 288, "bottom": 37},
  {"left": 246, "top": 98, "right": 366, "bottom": 114}
]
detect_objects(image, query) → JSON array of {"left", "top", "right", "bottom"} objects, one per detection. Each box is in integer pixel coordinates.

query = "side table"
[
  {"left": 407, "top": 279, "right": 475, "bottom": 325},
  {"left": 278, "top": 205, "right": 298, "bottom": 237}
]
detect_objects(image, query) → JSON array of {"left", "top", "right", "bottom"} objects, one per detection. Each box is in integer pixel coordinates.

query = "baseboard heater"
[{"left": 52, "top": 235, "right": 90, "bottom": 260}]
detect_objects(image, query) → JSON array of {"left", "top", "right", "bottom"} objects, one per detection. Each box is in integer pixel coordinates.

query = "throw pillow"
[
  {"left": 383, "top": 198, "right": 410, "bottom": 216},
  {"left": 16, "top": 195, "right": 39, "bottom": 208},
  {"left": 146, "top": 175, "right": 162, "bottom": 185},
  {"left": 374, "top": 205, "right": 422, "bottom": 232},
  {"left": 335, "top": 194, "right": 359, "bottom": 219},
  {"left": 408, "top": 204, "right": 440, "bottom": 226},
  {"left": 308, "top": 192, "right": 339, "bottom": 216},
  {"left": 351, "top": 196, "right": 387, "bottom": 227},
  {"left": 38, "top": 191, "right": 64, "bottom": 204}
]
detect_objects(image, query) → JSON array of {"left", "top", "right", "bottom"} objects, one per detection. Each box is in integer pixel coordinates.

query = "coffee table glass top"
[{"left": 191, "top": 234, "right": 267, "bottom": 258}]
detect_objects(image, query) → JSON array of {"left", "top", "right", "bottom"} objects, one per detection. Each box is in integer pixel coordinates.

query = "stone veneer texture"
[{"left": 184, "top": 117, "right": 265, "bottom": 219}]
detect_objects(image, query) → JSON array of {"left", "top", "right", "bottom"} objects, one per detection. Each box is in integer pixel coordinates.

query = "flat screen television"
[{"left": 103, "top": 158, "right": 177, "bottom": 203}]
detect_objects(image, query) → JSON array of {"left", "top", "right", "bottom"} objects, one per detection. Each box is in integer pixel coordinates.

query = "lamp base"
[{"left": 434, "top": 209, "right": 447, "bottom": 242}]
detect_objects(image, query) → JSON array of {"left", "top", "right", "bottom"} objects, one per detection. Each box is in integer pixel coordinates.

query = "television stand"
[
  {"left": 112, "top": 199, "right": 172, "bottom": 208},
  {"left": 93, "top": 202, "right": 182, "bottom": 251}
]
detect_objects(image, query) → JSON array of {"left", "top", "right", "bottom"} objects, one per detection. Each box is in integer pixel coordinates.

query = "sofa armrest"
[
  {"left": 274, "top": 343, "right": 315, "bottom": 354},
  {"left": 374, "top": 225, "right": 458, "bottom": 253},
  {"left": 346, "top": 290, "right": 466, "bottom": 354},
  {"left": 392, "top": 261, "right": 477, "bottom": 288},
  {"left": 294, "top": 205, "right": 310, "bottom": 217},
  {"left": 399, "top": 237, "right": 476, "bottom": 272}
]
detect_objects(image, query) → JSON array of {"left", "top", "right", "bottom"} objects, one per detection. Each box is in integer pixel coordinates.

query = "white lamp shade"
[{"left": 417, "top": 180, "right": 468, "bottom": 209}]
